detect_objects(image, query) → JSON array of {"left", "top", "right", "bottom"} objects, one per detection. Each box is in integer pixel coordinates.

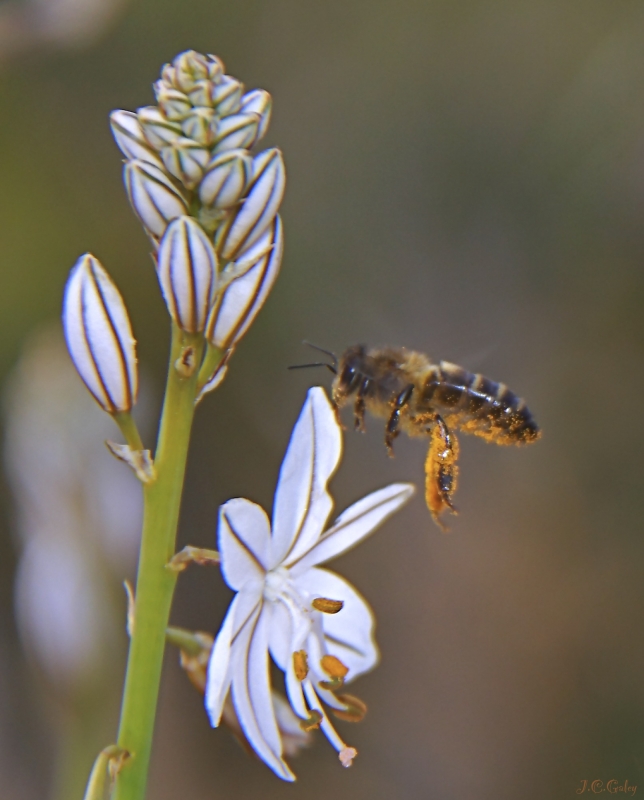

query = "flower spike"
[{"left": 62, "top": 254, "right": 138, "bottom": 414}]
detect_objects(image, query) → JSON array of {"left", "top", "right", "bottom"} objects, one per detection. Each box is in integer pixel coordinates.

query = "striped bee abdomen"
[{"left": 420, "top": 361, "right": 540, "bottom": 444}]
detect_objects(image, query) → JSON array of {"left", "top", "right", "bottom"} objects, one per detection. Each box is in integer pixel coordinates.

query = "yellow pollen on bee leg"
[
  {"left": 293, "top": 650, "right": 309, "bottom": 681},
  {"left": 312, "top": 597, "right": 344, "bottom": 614},
  {"left": 339, "top": 747, "right": 358, "bottom": 768}
]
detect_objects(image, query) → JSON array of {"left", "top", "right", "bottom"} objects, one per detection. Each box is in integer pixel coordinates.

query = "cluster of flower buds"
[{"left": 63, "top": 50, "right": 285, "bottom": 415}]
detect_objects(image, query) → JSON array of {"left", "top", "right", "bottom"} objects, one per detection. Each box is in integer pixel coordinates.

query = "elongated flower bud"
[
  {"left": 110, "top": 110, "right": 163, "bottom": 168},
  {"left": 125, "top": 160, "right": 188, "bottom": 239},
  {"left": 239, "top": 89, "right": 272, "bottom": 143},
  {"left": 199, "top": 149, "right": 252, "bottom": 209},
  {"left": 213, "top": 113, "right": 260, "bottom": 153},
  {"left": 173, "top": 50, "right": 210, "bottom": 93},
  {"left": 207, "top": 55, "right": 225, "bottom": 82},
  {"left": 181, "top": 107, "right": 218, "bottom": 146},
  {"left": 216, "top": 148, "right": 285, "bottom": 261},
  {"left": 137, "top": 106, "right": 183, "bottom": 150},
  {"left": 211, "top": 75, "right": 243, "bottom": 116},
  {"left": 160, "top": 138, "right": 210, "bottom": 189},
  {"left": 188, "top": 80, "right": 213, "bottom": 108},
  {"left": 154, "top": 83, "right": 192, "bottom": 121},
  {"left": 63, "top": 254, "right": 138, "bottom": 414},
  {"left": 206, "top": 215, "right": 283, "bottom": 349},
  {"left": 157, "top": 217, "right": 218, "bottom": 332}
]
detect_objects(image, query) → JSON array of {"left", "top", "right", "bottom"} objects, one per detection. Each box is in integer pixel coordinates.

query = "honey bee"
[{"left": 291, "top": 343, "right": 540, "bottom": 529}]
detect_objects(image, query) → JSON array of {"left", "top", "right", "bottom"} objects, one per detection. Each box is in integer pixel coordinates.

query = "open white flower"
[{"left": 205, "top": 386, "right": 414, "bottom": 780}]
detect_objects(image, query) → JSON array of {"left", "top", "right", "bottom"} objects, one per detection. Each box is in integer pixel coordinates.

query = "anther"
[
  {"left": 311, "top": 597, "right": 344, "bottom": 614},
  {"left": 331, "top": 693, "right": 367, "bottom": 723},
  {"left": 319, "top": 654, "right": 349, "bottom": 690},
  {"left": 293, "top": 650, "right": 309, "bottom": 681}
]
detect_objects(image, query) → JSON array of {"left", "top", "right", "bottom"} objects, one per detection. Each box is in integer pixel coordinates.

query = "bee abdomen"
[{"left": 421, "top": 361, "right": 539, "bottom": 444}]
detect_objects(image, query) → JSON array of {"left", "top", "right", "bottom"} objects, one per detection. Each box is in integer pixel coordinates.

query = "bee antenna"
[
  {"left": 287, "top": 362, "right": 337, "bottom": 375},
  {"left": 302, "top": 341, "right": 338, "bottom": 371}
]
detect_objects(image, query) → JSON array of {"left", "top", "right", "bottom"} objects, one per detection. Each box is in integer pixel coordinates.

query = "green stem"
[
  {"left": 114, "top": 412, "right": 145, "bottom": 452},
  {"left": 111, "top": 325, "right": 219, "bottom": 800}
]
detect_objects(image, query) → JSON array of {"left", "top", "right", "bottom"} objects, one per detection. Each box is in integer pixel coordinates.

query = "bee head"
[{"left": 334, "top": 345, "right": 368, "bottom": 398}]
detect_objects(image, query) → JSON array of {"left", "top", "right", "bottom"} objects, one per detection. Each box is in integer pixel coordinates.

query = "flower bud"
[
  {"left": 160, "top": 62, "right": 177, "bottom": 87},
  {"left": 211, "top": 75, "right": 243, "bottom": 116},
  {"left": 157, "top": 217, "right": 218, "bottom": 333},
  {"left": 173, "top": 50, "right": 210, "bottom": 93},
  {"left": 110, "top": 110, "right": 163, "bottom": 168},
  {"left": 160, "top": 138, "right": 210, "bottom": 189},
  {"left": 137, "top": 106, "right": 183, "bottom": 150},
  {"left": 63, "top": 254, "right": 138, "bottom": 414},
  {"left": 206, "top": 215, "right": 283, "bottom": 349},
  {"left": 239, "top": 89, "right": 272, "bottom": 143},
  {"left": 207, "top": 54, "right": 225, "bottom": 82},
  {"left": 199, "top": 149, "right": 252, "bottom": 209},
  {"left": 181, "top": 107, "right": 218, "bottom": 146},
  {"left": 216, "top": 148, "right": 285, "bottom": 261},
  {"left": 213, "top": 113, "right": 260, "bottom": 153},
  {"left": 188, "top": 80, "right": 213, "bottom": 109},
  {"left": 154, "top": 83, "right": 192, "bottom": 121},
  {"left": 124, "top": 160, "right": 188, "bottom": 239}
]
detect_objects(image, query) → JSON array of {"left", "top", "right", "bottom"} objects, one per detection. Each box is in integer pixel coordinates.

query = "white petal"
[
  {"left": 296, "top": 567, "right": 378, "bottom": 679},
  {"left": 266, "top": 600, "right": 291, "bottom": 670},
  {"left": 270, "top": 387, "right": 342, "bottom": 568},
  {"left": 218, "top": 498, "right": 271, "bottom": 590},
  {"left": 290, "top": 483, "right": 415, "bottom": 575},
  {"left": 205, "top": 583, "right": 263, "bottom": 726},
  {"left": 205, "top": 595, "right": 236, "bottom": 725},
  {"left": 231, "top": 604, "right": 295, "bottom": 781}
]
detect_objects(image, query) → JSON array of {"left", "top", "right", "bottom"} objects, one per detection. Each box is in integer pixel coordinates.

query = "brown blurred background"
[{"left": 0, "top": 1, "right": 643, "bottom": 798}]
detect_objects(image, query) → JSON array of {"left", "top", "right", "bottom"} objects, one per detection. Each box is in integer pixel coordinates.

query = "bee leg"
[
  {"left": 424, "top": 414, "right": 459, "bottom": 531},
  {"left": 385, "top": 383, "right": 414, "bottom": 457},
  {"left": 353, "top": 378, "right": 370, "bottom": 432},
  {"left": 330, "top": 393, "right": 346, "bottom": 429}
]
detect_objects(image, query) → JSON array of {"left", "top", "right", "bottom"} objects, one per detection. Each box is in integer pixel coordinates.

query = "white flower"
[{"left": 205, "top": 387, "right": 414, "bottom": 780}]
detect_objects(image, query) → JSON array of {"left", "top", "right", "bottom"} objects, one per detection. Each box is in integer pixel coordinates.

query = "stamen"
[
  {"left": 312, "top": 597, "right": 344, "bottom": 614},
  {"left": 303, "top": 681, "right": 355, "bottom": 758},
  {"left": 331, "top": 693, "right": 367, "bottom": 723},
  {"left": 298, "top": 708, "right": 322, "bottom": 732},
  {"left": 293, "top": 650, "right": 309, "bottom": 681}
]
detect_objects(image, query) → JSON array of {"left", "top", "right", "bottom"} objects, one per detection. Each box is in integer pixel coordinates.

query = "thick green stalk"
[{"left": 112, "top": 325, "right": 212, "bottom": 800}]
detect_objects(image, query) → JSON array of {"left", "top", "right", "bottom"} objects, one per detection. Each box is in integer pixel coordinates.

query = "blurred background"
[{"left": 0, "top": 1, "right": 643, "bottom": 798}]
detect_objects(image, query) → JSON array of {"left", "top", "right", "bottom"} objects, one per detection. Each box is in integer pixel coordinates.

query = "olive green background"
[{"left": 1, "top": 1, "right": 643, "bottom": 798}]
